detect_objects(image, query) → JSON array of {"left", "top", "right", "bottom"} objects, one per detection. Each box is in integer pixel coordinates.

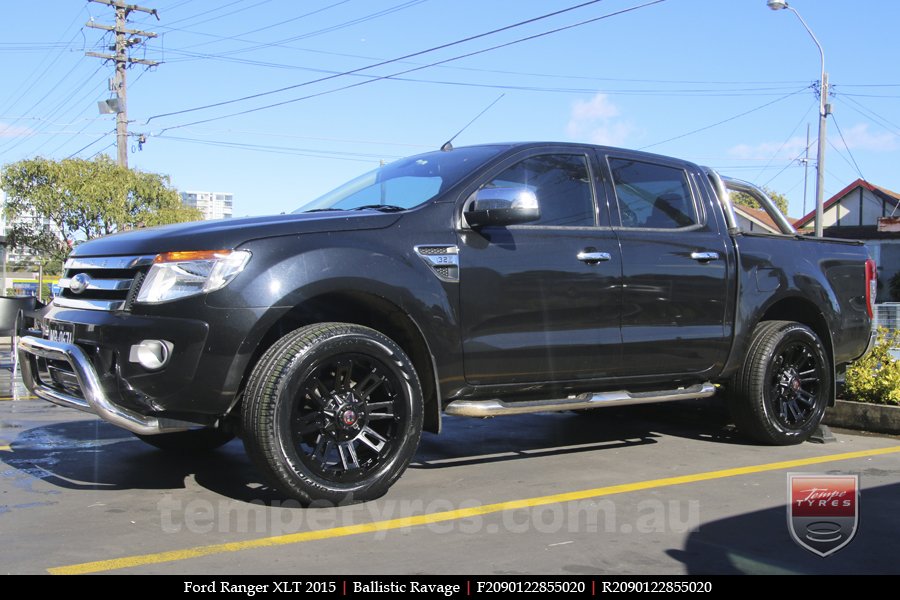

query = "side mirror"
[{"left": 465, "top": 188, "right": 540, "bottom": 227}]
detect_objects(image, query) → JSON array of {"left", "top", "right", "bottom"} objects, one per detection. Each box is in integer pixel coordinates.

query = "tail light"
[{"left": 865, "top": 258, "right": 877, "bottom": 319}]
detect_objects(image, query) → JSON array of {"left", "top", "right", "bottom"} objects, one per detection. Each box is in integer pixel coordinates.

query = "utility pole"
[
  {"left": 800, "top": 123, "right": 810, "bottom": 217},
  {"left": 85, "top": 0, "right": 160, "bottom": 168}
]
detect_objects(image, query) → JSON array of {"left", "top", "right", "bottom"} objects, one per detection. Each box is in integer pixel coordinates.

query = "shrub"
[{"left": 843, "top": 327, "right": 900, "bottom": 405}]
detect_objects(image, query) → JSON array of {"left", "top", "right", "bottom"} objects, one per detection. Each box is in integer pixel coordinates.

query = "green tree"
[
  {"left": 731, "top": 186, "right": 790, "bottom": 217},
  {"left": 1, "top": 155, "right": 201, "bottom": 265}
]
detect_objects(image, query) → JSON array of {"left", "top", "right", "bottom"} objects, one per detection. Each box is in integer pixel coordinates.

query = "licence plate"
[{"left": 46, "top": 321, "right": 75, "bottom": 345}]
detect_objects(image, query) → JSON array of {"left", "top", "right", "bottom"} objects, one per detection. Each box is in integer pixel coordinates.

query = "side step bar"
[{"left": 444, "top": 382, "right": 716, "bottom": 417}]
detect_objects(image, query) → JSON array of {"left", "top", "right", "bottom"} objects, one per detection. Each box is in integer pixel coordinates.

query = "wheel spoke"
[
  {"left": 795, "top": 388, "right": 815, "bottom": 407},
  {"left": 357, "top": 426, "right": 388, "bottom": 453},
  {"left": 366, "top": 400, "right": 394, "bottom": 412},
  {"left": 337, "top": 441, "right": 360, "bottom": 470},
  {"left": 783, "top": 345, "right": 802, "bottom": 371},
  {"left": 355, "top": 370, "right": 385, "bottom": 401},
  {"left": 311, "top": 436, "right": 331, "bottom": 464},
  {"left": 784, "top": 399, "right": 801, "bottom": 423},
  {"left": 294, "top": 412, "right": 321, "bottom": 435},
  {"left": 367, "top": 413, "right": 395, "bottom": 421},
  {"left": 333, "top": 360, "right": 353, "bottom": 392},
  {"left": 309, "top": 376, "right": 331, "bottom": 407}
]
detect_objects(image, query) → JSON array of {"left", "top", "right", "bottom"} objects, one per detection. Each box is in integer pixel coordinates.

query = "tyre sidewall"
[
  {"left": 271, "top": 331, "right": 422, "bottom": 503},
  {"left": 759, "top": 324, "right": 830, "bottom": 443}
]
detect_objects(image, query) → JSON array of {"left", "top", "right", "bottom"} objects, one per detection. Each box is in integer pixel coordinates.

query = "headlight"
[{"left": 135, "top": 249, "right": 251, "bottom": 304}]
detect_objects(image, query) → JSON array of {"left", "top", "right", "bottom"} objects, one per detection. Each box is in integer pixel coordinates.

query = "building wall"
[
  {"left": 823, "top": 188, "right": 894, "bottom": 228},
  {"left": 180, "top": 191, "right": 233, "bottom": 221},
  {"left": 0, "top": 189, "right": 62, "bottom": 266},
  {"left": 736, "top": 213, "right": 765, "bottom": 233}
]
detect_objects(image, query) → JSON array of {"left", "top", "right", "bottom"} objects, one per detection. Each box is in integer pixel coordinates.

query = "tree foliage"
[
  {"left": 844, "top": 327, "right": 900, "bottom": 405},
  {"left": 731, "top": 187, "right": 790, "bottom": 217},
  {"left": 1, "top": 155, "right": 201, "bottom": 265}
]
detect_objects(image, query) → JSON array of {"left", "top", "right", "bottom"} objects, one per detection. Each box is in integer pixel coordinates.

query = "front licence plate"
[{"left": 46, "top": 320, "right": 75, "bottom": 345}]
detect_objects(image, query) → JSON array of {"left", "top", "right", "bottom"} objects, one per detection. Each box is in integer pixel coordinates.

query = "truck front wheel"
[
  {"left": 728, "top": 320, "right": 831, "bottom": 445},
  {"left": 241, "top": 323, "right": 424, "bottom": 505}
]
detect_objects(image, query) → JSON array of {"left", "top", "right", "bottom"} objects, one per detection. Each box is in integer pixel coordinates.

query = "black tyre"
[
  {"left": 728, "top": 320, "right": 830, "bottom": 445},
  {"left": 241, "top": 323, "right": 423, "bottom": 505},
  {"left": 135, "top": 428, "right": 235, "bottom": 452}
]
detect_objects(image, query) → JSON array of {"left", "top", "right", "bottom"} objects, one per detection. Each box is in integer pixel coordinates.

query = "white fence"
[{"left": 874, "top": 303, "right": 900, "bottom": 332}]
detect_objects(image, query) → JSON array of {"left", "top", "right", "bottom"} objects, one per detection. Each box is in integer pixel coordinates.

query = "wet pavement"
[{"left": 2, "top": 350, "right": 899, "bottom": 575}]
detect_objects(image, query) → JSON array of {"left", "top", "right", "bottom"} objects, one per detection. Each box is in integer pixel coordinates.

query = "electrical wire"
[
  {"left": 172, "top": 1, "right": 416, "bottom": 54},
  {"left": 762, "top": 138, "right": 816, "bottom": 187},
  {"left": 155, "top": 134, "right": 398, "bottom": 163},
  {"left": 152, "top": 0, "right": 669, "bottom": 133},
  {"left": 837, "top": 95, "right": 900, "bottom": 138},
  {"left": 66, "top": 130, "right": 114, "bottom": 158},
  {"left": 145, "top": 0, "right": 620, "bottom": 123},
  {"left": 753, "top": 100, "right": 816, "bottom": 182},
  {"left": 639, "top": 87, "right": 810, "bottom": 151},
  {"left": 152, "top": 48, "right": 804, "bottom": 97},
  {"left": 830, "top": 113, "right": 866, "bottom": 180}
]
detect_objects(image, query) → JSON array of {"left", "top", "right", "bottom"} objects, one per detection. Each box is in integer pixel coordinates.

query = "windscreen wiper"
[{"left": 351, "top": 204, "right": 406, "bottom": 212}]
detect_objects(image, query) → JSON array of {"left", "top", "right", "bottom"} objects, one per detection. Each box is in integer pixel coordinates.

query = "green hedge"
[{"left": 844, "top": 327, "right": 900, "bottom": 405}]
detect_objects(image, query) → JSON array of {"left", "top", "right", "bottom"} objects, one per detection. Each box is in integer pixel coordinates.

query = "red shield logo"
[{"left": 787, "top": 473, "right": 859, "bottom": 557}]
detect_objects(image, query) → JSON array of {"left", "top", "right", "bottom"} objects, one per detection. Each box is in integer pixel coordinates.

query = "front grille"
[{"left": 56, "top": 255, "right": 155, "bottom": 311}]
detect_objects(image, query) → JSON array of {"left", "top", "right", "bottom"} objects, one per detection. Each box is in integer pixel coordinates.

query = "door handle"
[
  {"left": 690, "top": 251, "right": 720, "bottom": 262},
  {"left": 577, "top": 250, "right": 612, "bottom": 264}
]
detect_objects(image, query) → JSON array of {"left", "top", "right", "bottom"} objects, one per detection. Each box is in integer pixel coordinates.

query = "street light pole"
[{"left": 767, "top": 0, "right": 829, "bottom": 237}]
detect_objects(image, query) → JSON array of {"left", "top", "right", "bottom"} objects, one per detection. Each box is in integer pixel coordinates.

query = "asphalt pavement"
[{"left": 2, "top": 352, "right": 898, "bottom": 575}]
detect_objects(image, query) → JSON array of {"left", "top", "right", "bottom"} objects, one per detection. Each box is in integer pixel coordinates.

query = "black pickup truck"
[{"left": 18, "top": 142, "right": 876, "bottom": 504}]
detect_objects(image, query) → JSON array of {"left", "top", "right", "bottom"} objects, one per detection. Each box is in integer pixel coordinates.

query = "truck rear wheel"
[
  {"left": 241, "top": 323, "right": 423, "bottom": 505},
  {"left": 728, "top": 320, "right": 830, "bottom": 445}
]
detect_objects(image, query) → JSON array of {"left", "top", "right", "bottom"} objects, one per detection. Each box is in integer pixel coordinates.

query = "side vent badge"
[{"left": 414, "top": 245, "right": 459, "bottom": 283}]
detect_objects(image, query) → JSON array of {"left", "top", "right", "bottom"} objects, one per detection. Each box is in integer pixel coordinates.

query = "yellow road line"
[
  {"left": 49, "top": 444, "right": 900, "bottom": 575},
  {"left": 0, "top": 395, "right": 38, "bottom": 401}
]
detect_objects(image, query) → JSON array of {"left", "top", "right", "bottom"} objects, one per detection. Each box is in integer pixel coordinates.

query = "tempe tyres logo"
[{"left": 787, "top": 474, "right": 859, "bottom": 557}]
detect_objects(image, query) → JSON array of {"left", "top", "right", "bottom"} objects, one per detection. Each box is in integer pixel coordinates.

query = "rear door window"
[{"left": 608, "top": 158, "right": 699, "bottom": 229}]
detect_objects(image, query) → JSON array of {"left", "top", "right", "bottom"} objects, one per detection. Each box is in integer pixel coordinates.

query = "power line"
[
  {"left": 763, "top": 138, "right": 816, "bottom": 187},
  {"left": 639, "top": 87, "right": 810, "bottom": 150},
  {"left": 753, "top": 99, "right": 816, "bottom": 181},
  {"left": 161, "top": 0, "right": 265, "bottom": 29},
  {"left": 152, "top": 0, "right": 669, "bottom": 133},
  {"left": 153, "top": 48, "right": 805, "bottom": 97},
  {"left": 88, "top": 142, "right": 116, "bottom": 160},
  {"left": 837, "top": 95, "right": 900, "bottom": 138},
  {"left": 66, "top": 130, "right": 115, "bottom": 158},
  {"left": 155, "top": 134, "right": 398, "bottom": 163},
  {"left": 172, "top": 0, "right": 415, "bottom": 54},
  {"left": 146, "top": 0, "right": 621, "bottom": 124},
  {"left": 0, "top": 63, "right": 106, "bottom": 155},
  {"left": 829, "top": 113, "right": 866, "bottom": 180}
]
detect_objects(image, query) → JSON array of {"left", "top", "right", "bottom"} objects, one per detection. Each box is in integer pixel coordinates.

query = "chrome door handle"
[
  {"left": 690, "top": 251, "right": 720, "bottom": 262},
  {"left": 577, "top": 250, "right": 612, "bottom": 264}
]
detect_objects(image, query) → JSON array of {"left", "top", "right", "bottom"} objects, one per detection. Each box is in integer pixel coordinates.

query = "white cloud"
[
  {"left": 566, "top": 93, "right": 633, "bottom": 146},
  {"left": 728, "top": 137, "right": 808, "bottom": 160},
  {"left": 0, "top": 122, "right": 34, "bottom": 138},
  {"left": 838, "top": 123, "right": 897, "bottom": 152},
  {"left": 728, "top": 122, "right": 898, "bottom": 158}
]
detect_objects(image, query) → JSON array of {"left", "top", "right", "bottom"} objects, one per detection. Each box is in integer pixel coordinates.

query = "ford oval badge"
[{"left": 69, "top": 273, "right": 91, "bottom": 294}]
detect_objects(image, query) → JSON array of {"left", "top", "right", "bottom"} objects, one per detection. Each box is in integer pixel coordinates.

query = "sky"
[{"left": 1, "top": 0, "right": 898, "bottom": 220}]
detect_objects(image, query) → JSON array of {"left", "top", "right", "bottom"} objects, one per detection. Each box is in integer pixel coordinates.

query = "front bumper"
[{"left": 17, "top": 336, "right": 202, "bottom": 435}]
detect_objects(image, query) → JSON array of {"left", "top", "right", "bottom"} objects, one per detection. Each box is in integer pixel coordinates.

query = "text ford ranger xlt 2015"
[{"left": 18, "top": 142, "right": 876, "bottom": 504}]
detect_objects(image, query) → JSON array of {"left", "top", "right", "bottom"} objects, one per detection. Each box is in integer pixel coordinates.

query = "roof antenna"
[{"left": 441, "top": 94, "right": 505, "bottom": 152}]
